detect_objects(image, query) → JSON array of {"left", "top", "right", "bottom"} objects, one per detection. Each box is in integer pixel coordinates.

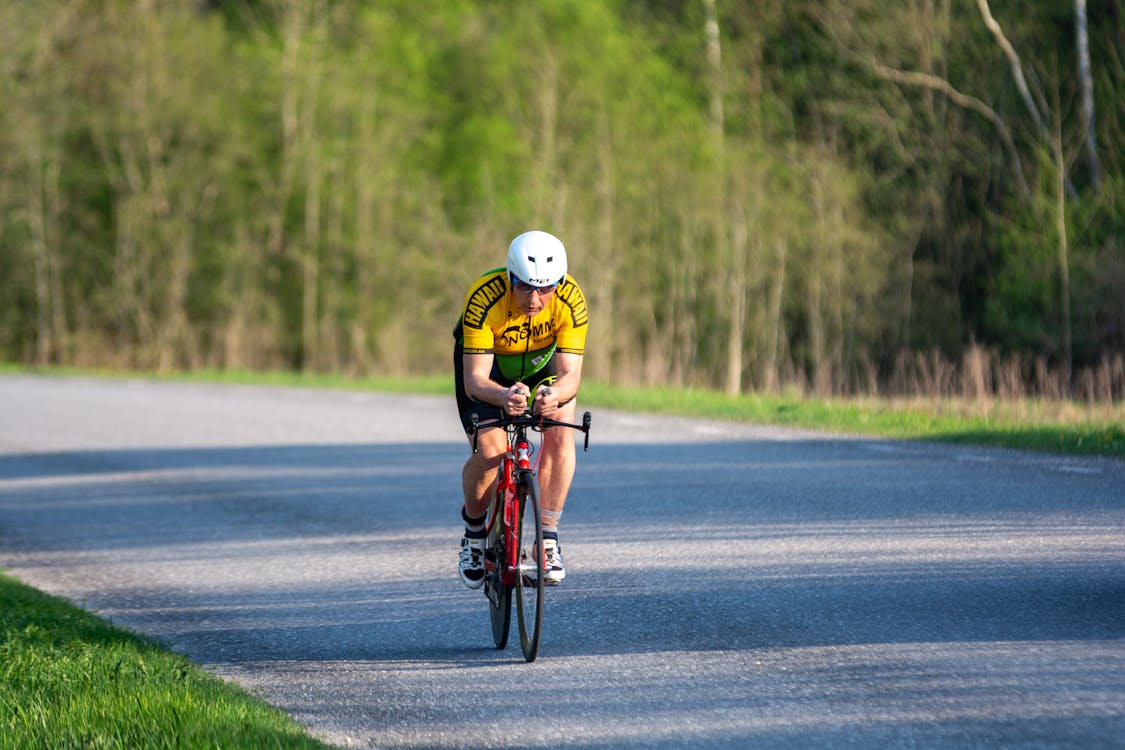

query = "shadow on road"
[
  {"left": 4, "top": 439, "right": 1123, "bottom": 747},
  {"left": 3, "top": 440, "right": 1121, "bottom": 658}
]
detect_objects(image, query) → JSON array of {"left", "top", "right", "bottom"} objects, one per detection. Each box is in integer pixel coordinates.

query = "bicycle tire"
[
  {"left": 485, "top": 493, "right": 511, "bottom": 649},
  {"left": 514, "top": 472, "right": 544, "bottom": 662}
]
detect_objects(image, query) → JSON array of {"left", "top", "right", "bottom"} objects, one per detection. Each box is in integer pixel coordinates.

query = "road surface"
[{"left": 1, "top": 375, "right": 1123, "bottom": 748}]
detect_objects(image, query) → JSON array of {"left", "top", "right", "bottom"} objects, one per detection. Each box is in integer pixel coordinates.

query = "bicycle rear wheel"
[
  {"left": 485, "top": 496, "right": 511, "bottom": 650},
  {"left": 515, "top": 473, "right": 544, "bottom": 662}
]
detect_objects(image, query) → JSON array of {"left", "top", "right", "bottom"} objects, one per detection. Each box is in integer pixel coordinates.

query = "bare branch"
[
  {"left": 976, "top": 0, "right": 1075, "bottom": 198},
  {"left": 976, "top": 0, "right": 1048, "bottom": 138},
  {"left": 870, "top": 60, "right": 1030, "bottom": 200}
]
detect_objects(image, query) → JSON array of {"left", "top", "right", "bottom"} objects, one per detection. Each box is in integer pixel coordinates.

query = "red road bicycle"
[{"left": 468, "top": 409, "right": 591, "bottom": 661}]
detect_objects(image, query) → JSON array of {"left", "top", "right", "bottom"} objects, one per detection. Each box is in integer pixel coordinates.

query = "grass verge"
[
  {"left": 578, "top": 382, "right": 1125, "bottom": 458},
  {"left": 4, "top": 364, "right": 1123, "bottom": 457},
  {"left": 0, "top": 572, "right": 331, "bottom": 750}
]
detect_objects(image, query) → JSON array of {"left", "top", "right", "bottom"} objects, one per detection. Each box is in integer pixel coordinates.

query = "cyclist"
[{"left": 453, "top": 230, "right": 588, "bottom": 589}]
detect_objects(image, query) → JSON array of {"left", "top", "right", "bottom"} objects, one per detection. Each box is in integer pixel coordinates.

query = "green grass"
[
  {"left": 577, "top": 382, "right": 1125, "bottom": 457},
  {"left": 5, "top": 364, "right": 1123, "bottom": 457},
  {"left": 0, "top": 573, "right": 332, "bottom": 750}
]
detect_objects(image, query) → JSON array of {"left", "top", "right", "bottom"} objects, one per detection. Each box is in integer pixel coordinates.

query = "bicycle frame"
[
  {"left": 475, "top": 414, "right": 570, "bottom": 588},
  {"left": 468, "top": 409, "right": 591, "bottom": 660},
  {"left": 487, "top": 423, "right": 534, "bottom": 588}
]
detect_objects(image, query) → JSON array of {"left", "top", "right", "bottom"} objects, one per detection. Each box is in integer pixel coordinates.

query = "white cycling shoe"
[
  {"left": 459, "top": 535, "right": 485, "bottom": 589},
  {"left": 543, "top": 538, "right": 566, "bottom": 585}
]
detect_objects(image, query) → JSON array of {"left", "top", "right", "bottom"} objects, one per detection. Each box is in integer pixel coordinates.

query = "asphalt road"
[{"left": 1, "top": 374, "right": 1123, "bottom": 749}]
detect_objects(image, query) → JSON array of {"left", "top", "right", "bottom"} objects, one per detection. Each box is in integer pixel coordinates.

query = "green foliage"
[
  {"left": 1069, "top": 174, "right": 1125, "bottom": 361},
  {"left": 986, "top": 189, "right": 1062, "bottom": 355},
  {"left": 0, "top": 572, "right": 330, "bottom": 749},
  {"left": 0, "top": 0, "right": 1121, "bottom": 396}
]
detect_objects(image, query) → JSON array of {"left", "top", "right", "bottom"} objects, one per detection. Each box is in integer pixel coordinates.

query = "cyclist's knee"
[
  {"left": 541, "top": 426, "right": 576, "bottom": 457},
  {"left": 466, "top": 428, "right": 506, "bottom": 468}
]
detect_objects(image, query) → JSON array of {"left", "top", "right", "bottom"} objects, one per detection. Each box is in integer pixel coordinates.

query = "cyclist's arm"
[
  {"left": 534, "top": 352, "right": 583, "bottom": 417},
  {"left": 463, "top": 352, "right": 529, "bottom": 415}
]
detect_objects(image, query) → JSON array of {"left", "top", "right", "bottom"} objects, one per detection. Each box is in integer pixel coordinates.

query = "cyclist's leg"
[
  {"left": 528, "top": 366, "right": 573, "bottom": 576},
  {"left": 455, "top": 342, "right": 513, "bottom": 518},
  {"left": 459, "top": 426, "right": 507, "bottom": 589},
  {"left": 456, "top": 344, "right": 514, "bottom": 587},
  {"left": 537, "top": 397, "right": 577, "bottom": 528},
  {"left": 536, "top": 398, "right": 575, "bottom": 584},
  {"left": 461, "top": 426, "right": 506, "bottom": 518},
  {"left": 527, "top": 365, "right": 576, "bottom": 534}
]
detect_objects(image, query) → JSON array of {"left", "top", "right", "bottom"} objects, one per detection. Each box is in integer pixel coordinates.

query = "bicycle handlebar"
[{"left": 468, "top": 410, "right": 592, "bottom": 453}]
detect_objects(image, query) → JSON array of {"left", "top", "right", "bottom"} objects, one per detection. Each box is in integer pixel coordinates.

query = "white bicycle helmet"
[{"left": 506, "top": 230, "right": 568, "bottom": 288}]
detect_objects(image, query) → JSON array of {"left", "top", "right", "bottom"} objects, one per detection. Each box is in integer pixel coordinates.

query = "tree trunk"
[
  {"left": 762, "top": 238, "right": 787, "bottom": 393},
  {"left": 725, "top": 209, "right": 747, "bottom": 395},
  {"left": 535, "top": 53, "right": 560, "bottom": 225},
  {"left": 26, "top": 133, "right": 67, "bottom": 366},
  {"left": 1054, "top": 120, "right": 1072, "bottom": 388},
  {"left": 301, "top": 138, "right": 322, "bottom": 372},
  {"left": 295, "top": 5, "right": 325, "bottom": 372},
  {"left": 352, "top": 90, "right": 379, "bottom": 374},
  {"left": 272, "top": 2, "right": 303, "bottom": 261},
  {"left": 1075, "top": 0, "right": 1101, "bottom": 188},
  {"left": 703, "top": 0, "right": 743, "bottom": 396},
  {"left": 671, "top": 218, "right": 700, "bottom": 384},
  {"left": 703, "top": 0, "right": 724, "bottom": 146},
  {"left": 593, "top": 108, "right": 616, "bottom": 383}
]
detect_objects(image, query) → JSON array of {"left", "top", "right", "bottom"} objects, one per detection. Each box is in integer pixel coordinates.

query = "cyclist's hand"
[
  {"left": 504, "top": 383, "right": 530, "bottom": 416},
  {"left": 532, "top": 386, "right": 558, "bottom": 417}
]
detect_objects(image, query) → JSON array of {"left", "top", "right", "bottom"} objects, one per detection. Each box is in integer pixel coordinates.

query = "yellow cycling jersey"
[{"left": 455, "top": 268, "right": 588, "bottom": 381}]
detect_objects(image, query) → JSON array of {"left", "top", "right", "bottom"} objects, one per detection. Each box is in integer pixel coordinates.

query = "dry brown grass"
[
  {"left": 864, "top": 393, "right": 1125, "bottom": 426},
  {"left": 842, "top": 346, "right": 1125, "bottom": 434},
  {"left": 885, "top": 346, "right": 1125, "bottom": 405}
]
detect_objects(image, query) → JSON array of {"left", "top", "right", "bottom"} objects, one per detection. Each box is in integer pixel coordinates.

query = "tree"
[{"left": 1074, "top": 0, "right": 1101, "bottom": 188}]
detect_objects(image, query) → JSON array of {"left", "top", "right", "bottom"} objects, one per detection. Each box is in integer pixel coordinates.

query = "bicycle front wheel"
[
  {"left": 514, "top": 472, "right": 544, "bottom": 662},
  {"left": 485, "top": 495, "right": 510, "bottom": 650}
]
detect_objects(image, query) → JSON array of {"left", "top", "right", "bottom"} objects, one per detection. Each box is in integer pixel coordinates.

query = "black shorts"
[{"left": 453, "top": 342, "right": 562, "bottom": 432}]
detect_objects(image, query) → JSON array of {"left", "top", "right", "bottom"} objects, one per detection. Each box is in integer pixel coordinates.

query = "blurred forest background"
[{"left": 2, "top": 0, "right": 1123, "bottom": 400}]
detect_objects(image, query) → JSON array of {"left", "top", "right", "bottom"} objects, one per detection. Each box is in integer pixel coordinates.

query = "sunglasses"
[{"left": 511, "top": 276, "right": 558, "bottom": 295}]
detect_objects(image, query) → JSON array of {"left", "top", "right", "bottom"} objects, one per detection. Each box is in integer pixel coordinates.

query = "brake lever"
[
  {"left": 468, "top": 413, "right": 480, "bottom": 454},
  {"left": 582, "top": 411, "right": 592, "bottom": 452}
]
